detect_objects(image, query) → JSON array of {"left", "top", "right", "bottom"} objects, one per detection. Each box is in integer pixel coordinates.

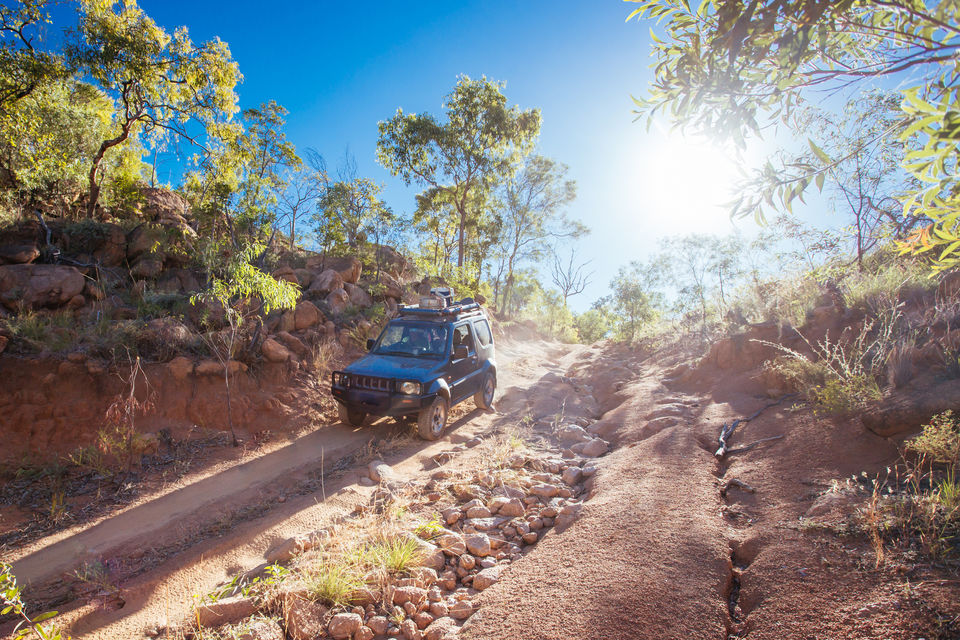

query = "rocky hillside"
[{"left": 0, "top": 187, "right": 422, "bottom": 464}]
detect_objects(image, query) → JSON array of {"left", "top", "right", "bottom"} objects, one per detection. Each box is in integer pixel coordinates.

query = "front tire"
[
  {"left": 338, "top": 403, "right": 367, "bottom": 427},
  {"left": 474, "top": 372, "right": 496, "bottom": 411},
  {"left": 417, "top": 396, "right": 448, "bottom": 440}
]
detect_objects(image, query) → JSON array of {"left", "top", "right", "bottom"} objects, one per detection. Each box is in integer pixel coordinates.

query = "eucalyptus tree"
[
  {"left": 606, "top": 264, "right": 661, "bottom": 342},
  {"left": 320, "top": 177, "right": 389, "bottom": 248},
  {"left": 377, "top": 75, "right": 541, "bottom": 269},
  {"left": 69, "top": 0, "right": 241, "bottom": 216},
  {"left": 494, "top": 155, "right": 579, "bottom": 313},
  {"left": 0, "top": 0, "right": 66, "bottom": 110},
  {"left": 235, "top": 101, "right": 300, "bottom": 233}
]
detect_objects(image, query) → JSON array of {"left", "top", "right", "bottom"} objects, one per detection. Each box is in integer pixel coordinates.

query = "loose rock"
[
  {"left": 393, "top": 586, "right": 428, "bottom": 606},
  {"left": 423, "top": 617, "right": 459, "bottom": 640},
  {"left": 581, "top": 438, "right": 610, "bottom": 457},
  {"left": 464, "top": 534, "right": 491, "bottom": 557},
  {"left": 561, "top": 466, "right": 583, "bottom": 486},
  {"left": 449, "top": 600, "right": 475, "bottom": 620},
  {"left": 327, "top": 612, "right": 362, "bottom": 639},
  {"left": 284, "top": 596, "right": 329, "bottom": 640},
  {"left": 530, "top": 484, "right": 559, "bottom": 498},
  {"left": 472, "top": 566, "right": 501, "bottom": 591},
  {"left": 194, "top": 595, "right": 256, "bottom": 628}
]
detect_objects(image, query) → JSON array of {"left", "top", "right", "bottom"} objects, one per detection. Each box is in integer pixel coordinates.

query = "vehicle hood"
[{"left": 343, "top": 354, "right": 445, "bottom": 382}]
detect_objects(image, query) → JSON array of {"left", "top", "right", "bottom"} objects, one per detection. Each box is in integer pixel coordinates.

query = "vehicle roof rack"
[{"left": 398, "top": 299, "right": 484, "bottom": 321}]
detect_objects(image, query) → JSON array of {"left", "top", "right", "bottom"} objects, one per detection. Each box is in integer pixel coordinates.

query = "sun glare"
[{"left": 635, "top": 132, "right": 742, "bottom": 233}]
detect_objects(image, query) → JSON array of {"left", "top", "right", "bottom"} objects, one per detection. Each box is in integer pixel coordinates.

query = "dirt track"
[
  {"left": 5, "top": 337, "right": 960, "bottom": 639},
  {"left": 7, "top": 337, "right": 584, "bottom": 639}
]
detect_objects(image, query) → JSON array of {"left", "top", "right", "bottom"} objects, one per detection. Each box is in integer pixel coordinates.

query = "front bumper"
[{"left": 331, "top": 385, "right": 434, "bottom": 417}]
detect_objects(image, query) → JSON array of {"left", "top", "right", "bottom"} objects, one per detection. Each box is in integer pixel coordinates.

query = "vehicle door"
[
  {"left": 472, "top": 318, "right": 494, "bottom": 364},
  {"left": 448, "top": 322, "right": 481, "bottom": 402}
]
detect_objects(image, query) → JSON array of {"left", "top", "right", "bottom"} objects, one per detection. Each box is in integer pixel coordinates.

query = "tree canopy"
[
  {"left": 628, "top": 0, "right": 960, "bottom": 268},
  {"left": 69, "top": 0, "right": 241, "bottom": 216},
  {"left": 377, "top": 75, "right": 541, "bottom": 269}
]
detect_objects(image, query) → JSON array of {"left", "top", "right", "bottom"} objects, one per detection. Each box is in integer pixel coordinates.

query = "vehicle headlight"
[
  {"left": 334, "top": 373, "right": 350, "bottom": 386},
  {"left": 398, "top": 381, "right": 420, "bottom": 395}
]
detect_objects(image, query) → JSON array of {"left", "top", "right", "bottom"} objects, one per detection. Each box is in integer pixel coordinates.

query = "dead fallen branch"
[
  {"left": 727, "top": 434, "right": 785, "bottom": 455},
  {"left": 715, "top": 394, "right": 798, "bottom": 459}
]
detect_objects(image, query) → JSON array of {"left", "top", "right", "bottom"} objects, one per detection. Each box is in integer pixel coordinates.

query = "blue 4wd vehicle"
[{"left": 331, "top": 288, "right": 496, "bottom": 440}]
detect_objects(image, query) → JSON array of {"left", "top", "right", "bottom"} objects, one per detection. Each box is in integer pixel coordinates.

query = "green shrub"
[
  {"left": 907, "top": 411, "right": 960, "bottom": 467},
  {"left": 938, "top": 470, "right": 960, "bottom": 521},
  {"left": 842, "top": 255, "right": 933, "bottom": 313},
  {"left": 810, "top": 374, "right": 881, "bottom": 415},
  {"left": 356, "top": 536, "right": 424, "bottom": 575},
  {"left": 303, "top": 561, "right": 366, "bottom": 608},
  {"left": 2, "top": 310, "right": 76, "bottom": 353}
]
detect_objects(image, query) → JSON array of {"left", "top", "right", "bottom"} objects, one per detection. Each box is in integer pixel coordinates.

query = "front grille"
[{"left": 353, "top": 375, "right": 392, "bottom": 392}]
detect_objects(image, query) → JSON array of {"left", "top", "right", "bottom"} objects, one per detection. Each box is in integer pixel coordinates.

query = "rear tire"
[
  {"left": 417, "top": 396, "right": 448, "bottom": 440},
  {"left": 474, "top": 372, "right": 496, "bottom": 411},
  {"left": 338, "top": 403, "right": 367, "bottom": 427}
]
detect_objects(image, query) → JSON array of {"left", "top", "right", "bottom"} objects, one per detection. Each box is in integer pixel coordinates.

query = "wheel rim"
[
  {"left": 483, "top": 377, "right": 495, "bottom": 405},
  {"left": 431, "top": 402, "right": 446, "bottom": 436}
]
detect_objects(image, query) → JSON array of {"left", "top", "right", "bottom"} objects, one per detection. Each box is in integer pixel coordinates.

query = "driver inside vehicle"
[
  {"left": 407, "top": 328, "right": 429, "bottom": 352},
  {"left": 427, "top": 327, "right": 446, "bottom": 355}
]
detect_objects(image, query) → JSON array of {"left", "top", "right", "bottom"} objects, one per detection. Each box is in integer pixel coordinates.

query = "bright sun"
[{"left": 635, "top": 131, "right": 742, "bottom": 233}]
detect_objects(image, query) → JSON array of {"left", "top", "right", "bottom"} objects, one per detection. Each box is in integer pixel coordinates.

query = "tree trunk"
[
  {"left": 224, "top": 365, "right": 238, "bottom": 447},
  {"left": 87, "top": 125, "right": 132, "bottom": 218},
  {"left": 456, "top": 193, "right": 469, "bottom": 268}
]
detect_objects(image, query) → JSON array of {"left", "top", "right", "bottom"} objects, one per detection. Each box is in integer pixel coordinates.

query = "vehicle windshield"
[{"left": 373, "top": 322, "right": 448, "bottom": 358}]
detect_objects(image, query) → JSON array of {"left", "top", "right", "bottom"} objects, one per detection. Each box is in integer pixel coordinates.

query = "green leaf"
[{"left": 807, "top": 138, "right": 831, "bottom": 164}]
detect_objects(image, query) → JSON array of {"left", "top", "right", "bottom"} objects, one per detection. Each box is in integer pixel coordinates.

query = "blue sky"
[{"left": 49, "top": 1, "right": 838, "bottom": 310}]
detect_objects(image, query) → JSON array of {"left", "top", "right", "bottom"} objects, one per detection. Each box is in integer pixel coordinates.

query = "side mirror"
[
  {"left": 366, "top": 339, "right": 375, "bottom": 351},
  {"left": 453, "top": 345, "right": 469, "bottom": 360}
]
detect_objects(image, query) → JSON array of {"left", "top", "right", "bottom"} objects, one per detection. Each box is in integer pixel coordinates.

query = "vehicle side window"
[
  {"left": 473, "top": 320, "right": 492, "bottom": 347},
  {"left": 452, "top": 323, "right": 475, "bottom": 354}
]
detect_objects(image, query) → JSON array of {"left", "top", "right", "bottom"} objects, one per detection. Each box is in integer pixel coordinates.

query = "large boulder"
[
  {"left": 380, "top": 272, "right": 404, "bottom": 300},
  {"left": 194, "top": 595, "right": 256, "bottom": 628},
  {"left": 423, "top": 617, "right": 458, "bottom": 640},
  {"left": 308, "top": 269, "right": 344, "bottom": 295},
  {"left": 277, "top": 331, "right": 309, "bottom": 357},
  {"left": 0, "top": 264, "right": 85, "bottom": 310},
  {"left": 374, "top": 244, "right": 412, "bottom": 279},
  {"left": 306, "top": 255, "right": 362, "bottom": 284},
  {"left": 294, "top": 300, "right": 323, "bottom": 330},
  {"left": 327, "top": 613, "right": 362, "bottom": 640},
  {"left": 126, "top": 223, "right": 167, "bottom": 261},
  {"left": 294, "top": 268, "right": 314, "bottom": 288},
  {"left": 862, "top": 378, "right": 960, "bottom": 437},
  {"left": 139, "top": 187, "right": 197, "bottom": 238},
  {"left": 261, "top": 338, "right": 293, "bottom": 363},
  {"left": 156, "top": 268, "right": 201, "bottom": 294},
  {"left": 77, "top": 222, "right": 127, "bottom": 267},
  {"left": 129, "top": 255, "right": 164, "bottom": 279},
  {"left": 284, "top": 595, "right": 330, "bottom": 640},
  {"left": 326, "top": 288, "right": 350, "bottom": 316},
  {"left": 272, "top": 266, "right": 299, "bottom": 285},
  {"left": 345, "top": 282, "right": 372, "bottom": 308},
  {"left": 0, "top": 244, "right": 39, "bottom": 265},
  {"left": 703, "top": 330, "right": 783, "bottom": 371}
]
